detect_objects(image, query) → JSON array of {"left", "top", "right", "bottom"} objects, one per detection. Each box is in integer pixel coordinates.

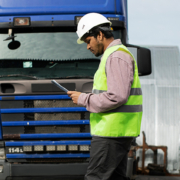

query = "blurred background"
[
  {"left": 128, "top": 0, "right": 180, "bottom": 49},
  {"left": 128, "top": 0, "right": 180, "bottom": 174}
]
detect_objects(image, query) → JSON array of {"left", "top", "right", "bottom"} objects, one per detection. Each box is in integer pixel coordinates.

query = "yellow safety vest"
[{"left": 90, "top": 44, "right": 143, "bottom": 137}]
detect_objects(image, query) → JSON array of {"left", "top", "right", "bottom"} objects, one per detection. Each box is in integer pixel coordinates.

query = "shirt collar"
[{"left": 106, "top": 39, "right": 122, "bottom": 49}]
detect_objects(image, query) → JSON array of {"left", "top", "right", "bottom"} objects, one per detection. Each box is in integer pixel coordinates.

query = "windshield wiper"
[
  {"left": 48, "top": 76, "right": 94, "bottom": 79},
  {"left": 0, "top": 74, "right": 39, "bottom": 80}
]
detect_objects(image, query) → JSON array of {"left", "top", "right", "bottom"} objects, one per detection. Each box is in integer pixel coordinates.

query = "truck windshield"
[{"left": 0, "top": 31, "right": 122, "bottom": 80}]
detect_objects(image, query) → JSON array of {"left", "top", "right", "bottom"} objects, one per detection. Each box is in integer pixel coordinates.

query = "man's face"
[{"left": 84, "top": 36, "right": 103, "bottom": 57}]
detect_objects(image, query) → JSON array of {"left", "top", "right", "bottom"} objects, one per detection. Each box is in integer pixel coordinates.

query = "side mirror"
[{"left": 126, "top": 44, "right": 152, "bottom": 76}]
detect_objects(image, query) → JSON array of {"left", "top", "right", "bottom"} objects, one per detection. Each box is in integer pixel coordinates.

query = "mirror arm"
[{"left": 126, "top": 44, "right": 152, "bottom": 76}]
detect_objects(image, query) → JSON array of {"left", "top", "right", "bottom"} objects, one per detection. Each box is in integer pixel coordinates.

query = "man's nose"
[{"left": 87, "top": 44, "right": 90, "bottom": 50}]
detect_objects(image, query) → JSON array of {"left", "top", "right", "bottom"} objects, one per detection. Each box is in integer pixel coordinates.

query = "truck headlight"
[
  {"left": 14, "top": 17, "right": 30, "bottom": 26},
  {"left": 0, "top": 148, "right": 5, "bottom": 159}
]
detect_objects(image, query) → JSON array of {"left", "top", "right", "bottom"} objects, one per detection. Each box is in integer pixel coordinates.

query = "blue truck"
[{"left": 0, "top": 0, "right": 151, "bottom": 179}]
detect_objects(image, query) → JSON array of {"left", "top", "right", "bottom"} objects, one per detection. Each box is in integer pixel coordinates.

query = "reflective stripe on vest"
[
  {"left": 90, "top": 44, "right": 143, "bottom": 137},
  {"left": 92, "top": 88, "right": 142, "bottom": 96}
]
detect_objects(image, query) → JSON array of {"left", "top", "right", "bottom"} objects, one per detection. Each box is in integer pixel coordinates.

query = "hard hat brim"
[{"left": 77, "top": 38, "right": 84, "bottom": 44}]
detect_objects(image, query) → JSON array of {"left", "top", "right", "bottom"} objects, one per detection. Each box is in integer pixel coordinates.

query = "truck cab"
[{"left": 0, "top": 0, "right": 151, "bottom": 179}]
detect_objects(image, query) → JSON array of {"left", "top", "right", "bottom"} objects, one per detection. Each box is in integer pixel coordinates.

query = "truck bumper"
[
  {"left": 0, "top": 161, "right": 88, "bottom": 180},
  {"left": 11, "top": 163, "right": 88, "bottom": 176},
  {"left": 0, "top": 158, "right": 133, "bottom": 180}
]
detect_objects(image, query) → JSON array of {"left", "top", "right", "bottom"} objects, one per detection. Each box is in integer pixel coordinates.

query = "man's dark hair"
[{"left": 81, "top": 23, "right": 114, "bottom": 41}]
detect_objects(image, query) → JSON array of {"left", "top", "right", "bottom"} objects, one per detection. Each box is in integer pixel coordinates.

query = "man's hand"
[{"left": 67, "top": 91, "right": 81, "bottom": 104}]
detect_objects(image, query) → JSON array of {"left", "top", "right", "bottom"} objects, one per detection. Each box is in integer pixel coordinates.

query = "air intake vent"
[{"left": 1, "top": 84, "right": 15, "bottom": 93}]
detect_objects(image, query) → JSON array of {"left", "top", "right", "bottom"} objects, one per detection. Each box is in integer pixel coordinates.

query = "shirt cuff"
[{"left": 77, "top": 93, "right": 87, "bottom": 107}]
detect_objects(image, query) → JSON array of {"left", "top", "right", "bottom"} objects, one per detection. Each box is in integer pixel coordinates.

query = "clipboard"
[{"left": 51, "top": 80, "right": 68, "bottom": 93}]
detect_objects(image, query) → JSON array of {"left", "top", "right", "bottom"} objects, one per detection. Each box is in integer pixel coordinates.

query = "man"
[{"left": 67, "top": 13, "right": 142, "bottom": 180}]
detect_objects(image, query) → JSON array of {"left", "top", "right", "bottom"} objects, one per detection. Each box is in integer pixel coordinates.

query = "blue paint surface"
[
  {"left": 1, "top": 107, "right": 87, "bottom": 113},
  {"left": 20, "top": 133, "right": 91, "bottom": 139},
  {"left": 6, "top": 140, "right": 91, "bottom": 146},
  {"left": 6, "top": 153, "right": 90, "bottom": 159},
  {"left": 2, "top": 120, "right": 89, "bottom": 126},
  {"left": 0, "top": 0, "right": 122, "bottom": 16},
  {"left": 0, "top": 0, "right": 125, "bottom": 26}
]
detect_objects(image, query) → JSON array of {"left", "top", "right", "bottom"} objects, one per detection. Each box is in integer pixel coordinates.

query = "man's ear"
[{"left": 97, "top": 31, "right": 104, "bottom": 42}]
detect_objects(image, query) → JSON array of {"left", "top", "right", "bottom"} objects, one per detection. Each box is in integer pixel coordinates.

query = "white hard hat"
[{"left": 76, "top": 13, "right": 112, "bottom": 44}]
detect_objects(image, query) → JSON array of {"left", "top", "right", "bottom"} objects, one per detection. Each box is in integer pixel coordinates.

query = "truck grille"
[
  {"left": 21, "top": 100, "right": 83, "bottom": 134},
  {"left": 1, "top": 95, "right": 91, "bottom": 162},
  {"left": 1, "top": 97, "right": 90, "bottom": 136}
]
